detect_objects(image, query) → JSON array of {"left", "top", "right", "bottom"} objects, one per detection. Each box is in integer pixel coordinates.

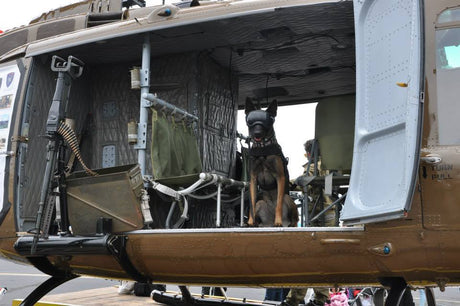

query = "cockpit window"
[
  {"left": 436, "top": 25, "right": 460, "bottom": 144},
  {"left": 436, "top": 27, "right": 460, "bottom": 70},
  {"left": 438, "top": 7, "right": 460, "bottom": 23}
]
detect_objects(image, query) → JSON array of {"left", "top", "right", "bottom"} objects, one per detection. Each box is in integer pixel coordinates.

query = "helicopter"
[{"left": 0, "top": 0, "right": 459, "bottom": 305}]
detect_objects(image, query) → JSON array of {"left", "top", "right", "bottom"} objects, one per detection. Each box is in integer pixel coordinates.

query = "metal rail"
[
  {"left": 143, "top": 93, "right": 199, "bottom": 122},
  {"left": 149, "top": 173, "right": 247, "bottom": 228},
  {"left": 135, "top": 33, "right": 151, "bottom": 177}
]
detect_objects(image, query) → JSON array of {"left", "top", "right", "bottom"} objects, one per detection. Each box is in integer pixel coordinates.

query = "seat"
[
  {"left": 147, "top": 99, "right": 247, "bottom": 228},
  {"left": 295, "top": 94, "right": 355, "bottom": 226},
  {"left": 150, "top": 108, "right": 202, "bottom": 186},
  {"left": 315, "top": 94, "right": 355, "bottom": 173}
]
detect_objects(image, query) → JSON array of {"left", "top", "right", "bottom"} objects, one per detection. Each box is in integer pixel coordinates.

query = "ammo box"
[{"left": 66, "top": 164, "right": 144, "bottom": 235}]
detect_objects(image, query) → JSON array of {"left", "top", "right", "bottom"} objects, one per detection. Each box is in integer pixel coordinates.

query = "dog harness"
[{"left": 248, "top": 137, "right": 290, "bottom": 193}]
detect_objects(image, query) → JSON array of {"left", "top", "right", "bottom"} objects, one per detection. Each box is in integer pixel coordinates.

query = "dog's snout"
[{"left": 251, "top": 125, "right": 266, "bottom": 141}]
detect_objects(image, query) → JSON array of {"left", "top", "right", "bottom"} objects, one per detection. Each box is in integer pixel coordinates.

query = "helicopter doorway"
[{"left": 341, "top": 0, "right": 424, "bottom": 225}]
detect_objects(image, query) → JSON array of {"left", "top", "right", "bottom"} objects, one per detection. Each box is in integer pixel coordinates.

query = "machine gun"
[{"left": 31, "top": 56, "right": 84, "bottom": 254}]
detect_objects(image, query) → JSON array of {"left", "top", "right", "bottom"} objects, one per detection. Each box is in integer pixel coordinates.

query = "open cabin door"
[
  {"left": 0, "top": 61, "right": 21, "bottom": 227},
  {"left": 341, "top": 0, "right": 424, "bottom": 225}
]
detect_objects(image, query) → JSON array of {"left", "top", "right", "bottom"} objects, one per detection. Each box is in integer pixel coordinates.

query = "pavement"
[
  {"left": 0, "top": 257, "right": 266, "bottom": 306},
  {"left": 1, "top": 257, "right": 460, "bottom": 305},
  {"left": 0, "top": 257, "right": 118, "bottom": 306}
]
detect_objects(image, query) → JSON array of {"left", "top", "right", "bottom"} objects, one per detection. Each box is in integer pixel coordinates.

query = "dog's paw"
[
  {"left": 274, "top": 217, "right": 283, "bottom": 227},
  {"left": 247, "top": 217, "right": 257, "bottom": 227}
]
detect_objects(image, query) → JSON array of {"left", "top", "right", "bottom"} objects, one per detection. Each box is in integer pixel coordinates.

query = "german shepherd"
[{"left": 245, "top": 98, "right": 298, "bottom": 227}]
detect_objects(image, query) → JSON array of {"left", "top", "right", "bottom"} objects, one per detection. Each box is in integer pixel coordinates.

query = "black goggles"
[{"left": 246, "top": 110, "right": 274, "bottom": 128}]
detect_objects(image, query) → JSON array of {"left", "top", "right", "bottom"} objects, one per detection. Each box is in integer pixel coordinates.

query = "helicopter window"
[
  {"left": 438, "top": 7, "right": 460, "bottom": 23},
  {"left": 442, "top": 44, "right": 460, "bottom": 69},
  {"left": 436, "top": 26, "right": 460, "bottom": 145},
  {"left": 436, "top": 27, "right": 460, "bottom": 70}
]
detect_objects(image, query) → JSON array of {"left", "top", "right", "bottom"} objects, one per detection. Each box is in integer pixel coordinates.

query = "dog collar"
[
  {"left": 251, "top": 137, "right": 277, "bottom": 148},
  {"left": 249, "top": 142, "right": 283, "bottom": 157}
]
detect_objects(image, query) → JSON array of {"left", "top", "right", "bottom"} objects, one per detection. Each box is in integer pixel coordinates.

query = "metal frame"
[
  {"left": 148, "top": 173, "right": 248, "bottom": 228},
  {"left": 143, "top": 93, "right": 199, "bottom": 123}
]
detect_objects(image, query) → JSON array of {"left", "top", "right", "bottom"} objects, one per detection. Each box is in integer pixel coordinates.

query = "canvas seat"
[
  {"left": 295, "top": 95, "right": 355, "bottom": 226},
  {"left": 150, "top": 109, "right": 202, "bottom": 186},
  {"left": 148, "top": 105, "right": 247, "bottom": 228}
]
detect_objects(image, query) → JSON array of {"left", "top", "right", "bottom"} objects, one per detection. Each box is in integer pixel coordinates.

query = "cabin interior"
[{"left": 15, "top": 1, "right": 357, "bottom": 235}]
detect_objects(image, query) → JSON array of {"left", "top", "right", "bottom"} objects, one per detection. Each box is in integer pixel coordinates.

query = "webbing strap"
[{"left": 151, "top": 181, "right": 180, "bottom": 199}]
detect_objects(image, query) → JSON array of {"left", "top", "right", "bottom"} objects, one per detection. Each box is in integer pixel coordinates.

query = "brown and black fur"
[{"left": 245, "top": 98, "right": 298, "bottom": 227}]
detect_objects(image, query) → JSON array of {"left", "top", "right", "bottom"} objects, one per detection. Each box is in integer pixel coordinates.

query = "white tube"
[
  {"left": 177, "top": 173, "right": 214, "bottom": 196},
  {"left": 181, "top": 196, "right": 189, "bottom": 220},
  {"left": 240, "top": 187, "right": 245, "bottom": 227},
  {"left": 216, "top": 183, "right": 222, "bottom": 227}
]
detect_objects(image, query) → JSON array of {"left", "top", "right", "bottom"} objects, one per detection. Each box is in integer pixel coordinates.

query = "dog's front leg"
[
  {"left": 273, "top": 156, "right": 286, "bottom": 227},
  {"left": 248, "top": 171, "right": 258, "bottom": 226},
  {"left": 274, "top": 174, "right": 285, "bottom": 227}
]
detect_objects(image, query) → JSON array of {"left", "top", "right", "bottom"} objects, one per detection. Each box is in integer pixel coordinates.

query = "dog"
[{"left": 245, "top": 98, "right": 298, "bottom": 227}]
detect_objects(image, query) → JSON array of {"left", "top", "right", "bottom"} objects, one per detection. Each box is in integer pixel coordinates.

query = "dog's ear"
[
  {"left": 245, "top": 97, "right": 257, "bottom": 115},
  {"left": 266, "top": 99, "right": 278, "bottom": 118}
]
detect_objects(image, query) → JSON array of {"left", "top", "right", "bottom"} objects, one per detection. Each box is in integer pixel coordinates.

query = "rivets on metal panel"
[
  {"left": 383, "top": 245, "right": 391, "bottom": 255},
  {"left": 158, "top": 8, "right": 172, "bottom": 17}
]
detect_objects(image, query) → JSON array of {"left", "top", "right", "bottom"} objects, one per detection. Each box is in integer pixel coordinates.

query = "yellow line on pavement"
[
  {"left": 12, "top": 299, "right": 79, "bottom": 306},
  {"left": 0, "top": 272, "right": 97, "bottom": 278}
]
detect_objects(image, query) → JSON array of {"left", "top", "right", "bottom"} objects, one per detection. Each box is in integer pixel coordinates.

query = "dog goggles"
[{"left": 246, "top": 110, "right": 274, "bottom": 128}]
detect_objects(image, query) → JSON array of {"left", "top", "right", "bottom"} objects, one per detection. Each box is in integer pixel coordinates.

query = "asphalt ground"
[
  {"left": 1, "top": 257, "right": 460, "bottom": 305},
  {"left": 0, "top": 257, "right": 266, "bottom": 306}
]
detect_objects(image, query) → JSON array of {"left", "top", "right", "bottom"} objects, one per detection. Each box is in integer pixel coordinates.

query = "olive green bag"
[{"left": 151, "top": 109, "right": 202, "bottom": 184}]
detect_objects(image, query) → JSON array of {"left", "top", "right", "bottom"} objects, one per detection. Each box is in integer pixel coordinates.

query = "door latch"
[{"left": 420, "top": 154, "right": 441, "bottom": 164}]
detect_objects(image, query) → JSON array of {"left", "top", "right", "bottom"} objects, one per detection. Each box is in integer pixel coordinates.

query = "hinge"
[
  {"left": 420, "top": 91, "right": 425, "bottom": 104},
  {"left": 11, "top": 135, "right": 28, "bottom": 143}
]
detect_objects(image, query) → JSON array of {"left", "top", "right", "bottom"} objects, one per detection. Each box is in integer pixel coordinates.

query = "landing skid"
[
  {"left": 380, "top": 277, "right": 437, "bottom": 306},
  {"left": 373, "top": 288, "right": 385, "bottom": 306},
  {"left": 19, "top": 274, "right": 79, "bottom": 306},
  {"left": 426, "top": 287, "right": 436, "bottom": 306},
  {"left": 382, "top": 278, "right": 414, "bottom": 306},
  {"left": 19, "top": 257, "right": 79, "bottom": 306},
  {"left": 152, "top": 287, "right": 276, "bottom": 306}
]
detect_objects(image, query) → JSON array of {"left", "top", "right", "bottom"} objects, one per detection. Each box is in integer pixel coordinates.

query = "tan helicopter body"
[{"left": 0, "top": 0, "right": 459, "bottom": 305}]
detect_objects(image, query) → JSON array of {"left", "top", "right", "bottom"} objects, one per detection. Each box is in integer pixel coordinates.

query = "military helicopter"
[{"left": 0, "top": 0, "right": 459, "bottom": 305}]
